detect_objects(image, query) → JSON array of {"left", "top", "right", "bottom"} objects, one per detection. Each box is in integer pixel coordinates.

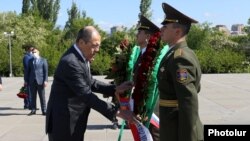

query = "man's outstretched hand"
[
  {"left": 115, "top": 81, "right": 134, "bottom": 93},
  {"left": 116, "top": 110, "right": 138, "bottom": 124}
]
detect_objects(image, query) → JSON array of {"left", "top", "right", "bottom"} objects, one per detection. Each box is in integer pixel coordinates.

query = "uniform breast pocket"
[
  {"left": 158, "top": 67, "right": 168, "bottom": 81},
  {"left": 157, "top": 67, "right": 168, "bottom": 85}
]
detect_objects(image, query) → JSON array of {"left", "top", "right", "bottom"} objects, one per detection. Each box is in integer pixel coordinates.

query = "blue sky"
[{"left": 0, "top": 0, "right": 249, "bottom": 32}]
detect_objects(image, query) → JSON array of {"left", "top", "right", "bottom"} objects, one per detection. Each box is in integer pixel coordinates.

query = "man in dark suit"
[
  {"left": 22, "top": 44, "right": 34, "bottom": 109},
  {"left": 25, "top": 48, "right": 48, "bottom": 115},
  {"left": 157, "top": 3, "right": 203, "bottom": 141},
  {"left": 46, "top": 26, "right": 135, "bottom": 141}
]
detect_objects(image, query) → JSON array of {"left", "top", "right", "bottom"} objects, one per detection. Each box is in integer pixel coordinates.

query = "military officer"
[
  {"left": 133, "top": 15, "right": 161, "bottom": 141},
  {"left": 157, "top": 3, "right": 204, "bottom": 141},
  {"left": 133, "top": 15, "right": 160, "bottom": 82}
]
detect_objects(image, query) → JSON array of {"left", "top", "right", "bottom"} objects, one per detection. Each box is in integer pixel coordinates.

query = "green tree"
[
  {"left": 0, "top": 12, "right": 22, "bottom": 76},
  {"left": 243, "top": 18, "right": 250, "bottom": 34},
  {"left": 139, "top": 0, "right": 152, "bottom": 19},
  {"left": 64, "top": 17, "right": 97, "bottom": 42},
  {"left": 187, "top": 23, "right": 212, "bottom": 50},
  {"left": 196, "top": 47, "right": 246, "bottom": 73},
  {"left": 90, "top": 50, "right": 112, "bottom": 75},
  {"left": 25, "top": 0, "right": 60, "bottom": 26},
  {"left": 52, "top": 0, "right": 60, "bottom": 24},
  {"left": 101, "top": 31, "right": 132, "bottom": 56},
  {"left": 187, "top": 22, "right": 248, "bottom": 73},
  {"left": 65, "top": 2, "right": 82, "bottom": 29},
  {"left": 0, "top": 12, "right": 54, "bottom": 76},
  {"left": 64, "top": 2, "right": 85, "bottom": 40},
  {"left": 22, "top": 0, "right": 30, "bottom": 14}
]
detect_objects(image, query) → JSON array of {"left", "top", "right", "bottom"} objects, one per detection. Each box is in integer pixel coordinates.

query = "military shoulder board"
[{"left": 174, "top": 48, "right": 182, "bottom": 58}]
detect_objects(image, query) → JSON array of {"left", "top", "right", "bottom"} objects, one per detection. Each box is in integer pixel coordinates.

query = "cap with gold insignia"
[
  {"left": 137, "top": 15, "right": 160, "bottom": 33},
  {"left": 161, "top": 3, "right": 198, "bottom": 26}
]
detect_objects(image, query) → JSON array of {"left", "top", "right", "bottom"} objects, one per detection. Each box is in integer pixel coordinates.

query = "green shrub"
[
  {"left": 90, "top": 51, "right": 111, "bottom": 75},
  {"left": 196, "top": 47, "right": 247, "bottom": 73}
]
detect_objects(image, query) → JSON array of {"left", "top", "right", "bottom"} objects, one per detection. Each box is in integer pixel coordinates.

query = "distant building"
[
  {"left": 215, "top": 25, "right": 230, "bottom": 35},
  {"left": 231, "top": 24, "right": 244, "bottom": 32},
  {"left": 231, "top": 24, "right": 247, "bottom": 36},
  {"left": 110, "top": 26, "right": 126, "bottom": 34}
]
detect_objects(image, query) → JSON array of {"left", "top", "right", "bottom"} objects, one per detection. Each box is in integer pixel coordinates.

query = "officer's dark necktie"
[
  {"left": 135, "top": 52, "right": 142, "bottom": 68},
  {"left": 133, "top": 51, "right": 142, "bottom": 82}
]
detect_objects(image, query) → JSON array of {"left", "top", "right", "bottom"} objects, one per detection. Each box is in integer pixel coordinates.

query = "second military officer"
[{"left": 157, "top": 3, "right": 204, "bottom": 141}]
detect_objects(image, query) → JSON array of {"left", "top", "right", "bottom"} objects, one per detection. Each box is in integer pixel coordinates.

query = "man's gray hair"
[{"left": 76, "top": 26, "right": 97, "bottom": 43}]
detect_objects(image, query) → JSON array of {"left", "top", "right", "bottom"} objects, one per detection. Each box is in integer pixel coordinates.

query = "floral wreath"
[
  {"left": 111, "top": 32, "right": 169, "bottom": 141},
  {"left": 131, "top": 31, "right": 162, "bottom": 120},
  {"left": 106, "top": 31, "right": 166, "bottom": 124}
]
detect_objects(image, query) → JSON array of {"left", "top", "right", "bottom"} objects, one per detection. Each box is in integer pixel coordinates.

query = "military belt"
[{"left": 159, "top": 99, "right": 178, "bottom": 107}]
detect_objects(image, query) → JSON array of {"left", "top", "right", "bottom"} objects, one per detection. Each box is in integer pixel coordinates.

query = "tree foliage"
[
  {"left": 188, "top": 23, "right": 249, "bottom": 73},
  {"left": 101, "top": 29, "right": 137, "bottom": 56},
  {"left": 65, "top": 2, "right": 82, "bottom": 29},
  {"left": 64, "top": 2, "right": 88, "bottom": 41},
  {"left": 187, "top": 23, "right": 212, "bottom": 50},
  {"left": 1, "top": 5, "right": 250, "bottom": 76},
  {"left": 139, "top": 0, "right": 152, "bottom": 19},
  {"left": 243, "top": 18, "right": 250, "bottom": 34},
  {"left": 22, "top": 0, "right": 30, "bottom": 14},
  {"left": 22, "top": 0, "right": 60, "bottom": 27},
  {"left": 90, "top": 50, "right": 112, "bottom": 75},
  {"left": 0, "top": 12, "right": 59, "bottom": 76}
]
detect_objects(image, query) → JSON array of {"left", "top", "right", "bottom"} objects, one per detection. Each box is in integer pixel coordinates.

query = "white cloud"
[
  {"left": 204, "top": 12, "right": 214, "bottom": 18},
  {"left": 97, "top": 21, "right": 114, "bottom": 32}
]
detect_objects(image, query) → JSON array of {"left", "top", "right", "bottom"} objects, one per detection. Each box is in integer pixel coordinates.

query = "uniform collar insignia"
[{"left": 160, "top": 67, "right": 165, "bottom": 72}]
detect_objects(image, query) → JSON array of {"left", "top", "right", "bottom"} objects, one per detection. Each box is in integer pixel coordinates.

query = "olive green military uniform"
[{"left": 157, "top": 41, "right": 203, "bottom": 141}]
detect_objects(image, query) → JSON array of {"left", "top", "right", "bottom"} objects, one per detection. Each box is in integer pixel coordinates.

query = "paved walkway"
[{"left": 0, "top": 74, "right": 250, "bottom": 141}]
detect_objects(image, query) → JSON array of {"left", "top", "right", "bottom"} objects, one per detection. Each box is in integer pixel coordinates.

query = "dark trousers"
[
  {"left": 149, "top": 123, "right": 160, "bottom": 141},
  {"left": 48, "top": 108, "right": 91, "bottom": 141},
  {"left": 30, "top": 80, "right": 46, "bottom": 112},
  {"left": 24, "top": 85, "right": 31, "bottom": 108}
]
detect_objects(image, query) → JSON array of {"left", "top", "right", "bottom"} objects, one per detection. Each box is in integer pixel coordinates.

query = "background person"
[
  {"left": 25, "top": 48, "right": 48, "bottom": 115},
  {"left": 22, "top": 44, "right": 34, "bottom": 109}
]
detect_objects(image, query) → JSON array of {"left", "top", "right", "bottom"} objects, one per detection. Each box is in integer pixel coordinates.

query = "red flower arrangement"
[
  {"left": 132, "top": 31, "right": 161, "bottom": 118},
  {"left": 106, "top": 39, "right": 133, "bottom": 85},
  {"left": 17, "top": 86, "right": 28, "bottom": 99}
]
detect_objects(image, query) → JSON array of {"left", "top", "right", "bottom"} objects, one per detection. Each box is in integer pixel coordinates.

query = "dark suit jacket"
[
  {"left": 157, "top": 41, "right": 203, "bottom": 141},
  {"left": 23, "top": 52, "right": 33, "bottom": 81},
  {"left": 25, "top": 57, "right": 48, "bottom": 85},
  {"left": 46, "top": 46, "right": 116, "bottom": 139},
  {"left": 0, "top": 76, "right": 2, "bottom": 84}
]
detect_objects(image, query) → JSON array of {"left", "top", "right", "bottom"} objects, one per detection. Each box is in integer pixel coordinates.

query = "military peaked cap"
[
  {"left": 161, "top": 3, "right": 198, "bottom": 25},
  {"left": 137, "top": 15, "right": 160, "bottom": 33}
]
